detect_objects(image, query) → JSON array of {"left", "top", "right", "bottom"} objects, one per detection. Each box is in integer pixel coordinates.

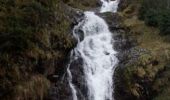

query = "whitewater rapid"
[{"left": 67, "top": 0, "right": 119, "bottom": 100}]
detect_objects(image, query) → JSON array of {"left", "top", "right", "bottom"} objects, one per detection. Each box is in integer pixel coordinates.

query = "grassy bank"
[
  {"left": 115, "top": 0, "right": 170, "bottom": 100},
  {"left": 0, "top": 0, "right": 99, "bottom": 99}
]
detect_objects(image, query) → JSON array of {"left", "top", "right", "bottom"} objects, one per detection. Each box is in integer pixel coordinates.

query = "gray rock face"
[
  {"left": 98, "top": 13, "right": 122, "bottom": 31},
  {"left": 70, "top": 57, "right": 88, "bottom": 100},
  {"left": 47, "top": 7, "right": 86, "bottom": 100},
  {"left": 98, "top": 12, "right": 137, "bottom": 62}
]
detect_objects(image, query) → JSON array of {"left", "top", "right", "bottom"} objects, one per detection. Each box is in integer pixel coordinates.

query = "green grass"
[{"left": 0, "top": 0, "right": 101, "bottom": 99}]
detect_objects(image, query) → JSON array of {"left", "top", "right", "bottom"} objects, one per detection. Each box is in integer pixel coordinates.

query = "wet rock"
[
  {"left": 70, "top": 57, "right": 88, "bottom": 100},
  {"left": 97, "top": 12, "right": 122, "bottom": 31},
  {"left": 74, "top": 28, "right": 85, "bottom": 41},
  {"left": 48, "top": 80, "right": 73, "bottom": 100},
  {"left": 97, "top": 11, "right": 137, "bottom": 52},
  {"left": 47, "top": 75, "right": 59, "bottom": 83},
  {"left": 63, "top": 4, "right": 85, "bottom": 26},
  {"left": 114, "top": 47, "right": 155, "bottom": 100}
]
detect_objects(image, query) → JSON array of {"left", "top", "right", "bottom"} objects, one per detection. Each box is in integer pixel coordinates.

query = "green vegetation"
[
  {"left": 153, "top": 64, "right": 170, "bottom": 100},
  {"left": 62, "top": 0, "right": 99, "bottom": 10},
  {"left": 0, "top": 0, "right": 77, "bottom": 100},
  {"left": 0, "top": 0, "right": 55, "bottom": 52},
  {"left": 0, "top": 0, "right": 56, "bottom": 98},
  {"left": 0, "top": 0, "right": 100, "bottom": 99},
  {"left": 139, "top": 0, "right": 170, "bottom": 35},
  {"left": 116, "top": 0, "right": 170, "bottom": 100},
  {"left": 115, "top": 49, "right": 156, "bottom": 99}
]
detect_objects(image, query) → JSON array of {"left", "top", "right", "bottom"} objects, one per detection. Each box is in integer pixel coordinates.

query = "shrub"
[
  {"left": 139, "top": 0, "right": 170, "bottom": 35},
  {"left": 159, "top": 11, "right": 170, "bottom": 35},
  {"left": 144, "top": 9, "right": 160, "bottom": 27},
  {"left": 0, "top": 0, "right": 55, "bottom": 53}
]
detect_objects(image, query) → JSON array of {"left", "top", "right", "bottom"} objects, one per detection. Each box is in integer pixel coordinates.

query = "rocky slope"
[
  {"left": 0, "top": 0, "right": 99, "bottom": 100},
  {"left": 114, "top": 0, "right": 170, "bottom": 100}
]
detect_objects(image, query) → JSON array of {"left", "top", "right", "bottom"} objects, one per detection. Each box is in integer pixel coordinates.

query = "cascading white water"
[
  {"left": 67, "top": 0, "right": 119, "bottom": 100},
  {"left": 77, "top": 11, "right": 118, "bottom": 100},
  {"left": 100, "top": 0, "right": 119, "bottom": 13}
]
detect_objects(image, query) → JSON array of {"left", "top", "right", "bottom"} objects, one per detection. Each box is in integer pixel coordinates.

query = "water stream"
[{"left": 67, "top": 0, "right": 119, "bottom": 100}]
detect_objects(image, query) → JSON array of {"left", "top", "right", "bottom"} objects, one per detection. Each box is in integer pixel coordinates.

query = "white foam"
[
  {"left": 67, "top": 0, "right": 119, "bottom": 100},
  {"left": 73, "top": 11, "right": 118, "bottom": 100},
  {"left": 100, "top": 0, "right": 119, "bottom": 13}
]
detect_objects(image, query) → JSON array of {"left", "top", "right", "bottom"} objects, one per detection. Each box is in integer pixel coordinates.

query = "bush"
[
  {"left": 144, "top": 9, "right": 160, "bottom": 27},
  {"left": 159, "top": 11, "right": 170, "bottom": 35},
  {"left": 139, "top": 0, "right": 170, "bottom": 35},
  {"left": 0, "top": 0, "right": 55, "bottom": 53},
  {"left": 152, "top": 64, "right": 170, "bottom": 100}
]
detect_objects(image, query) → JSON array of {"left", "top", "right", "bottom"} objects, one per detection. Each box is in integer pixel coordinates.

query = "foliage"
[
  {"left": 117, "top": 0, "right": 170, "bottom": 99},
  {"left": 153, "top": 64, "right": 170, "bottom": 100},
  {"left": 0, "top": 0, "right": 104, "bottom": 99},
  {"left": 139, "top": 0, "right": 170, "bottom": 35},
  {"left": 115, "top": 49, "right": 156, "bottom": 100},
  {"left": 159, "top": 11, "right": 170, "bottom": 35},
  {"left": 62, "top": 0, "right": 99, "bottom": 10},
  {"left": 0, "top": 0, "right": 56, "bottom": 52},
  {"left": 0, "top": 0, "right": 76, "bottom": 100}
]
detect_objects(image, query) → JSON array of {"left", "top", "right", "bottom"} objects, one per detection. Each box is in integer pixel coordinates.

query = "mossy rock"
[{"left": 114, "top": 47, "right": 163, "bottom": 100}]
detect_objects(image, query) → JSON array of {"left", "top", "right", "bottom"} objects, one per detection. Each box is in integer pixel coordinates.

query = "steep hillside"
[
  {"left": 115, "top": 0, "right": 170, "bottom": 100},
  {"left": 0, "top": 0, "right": 99, "bottom": 100},
  {"left": 1, "top": 0, "right": 170, "bottom": 100}
]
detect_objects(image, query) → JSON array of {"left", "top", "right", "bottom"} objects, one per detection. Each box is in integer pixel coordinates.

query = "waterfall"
[
  {"left": 67, "top": 0, "right": 119, "bottom": 100},
  {"left": 100, "top": 0, "right": 119, "bottom": 13}
]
